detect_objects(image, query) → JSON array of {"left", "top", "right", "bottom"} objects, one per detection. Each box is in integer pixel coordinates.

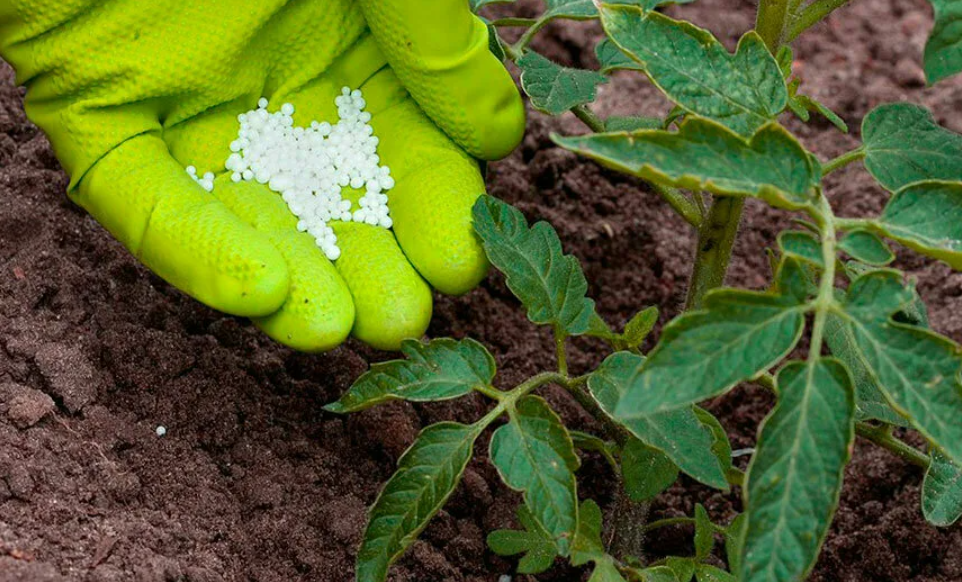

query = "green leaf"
[
  {"left": 876, "top": 181, "right": 962, "bottom": 270},
  {"left": 775, "top": 46, "right": 794, "bottom": 79},
  {"left": 825, "top": 311, "right": 911, "bottom": 427},
  {"left": 622, "top": 306, "right": 660, "bottom": 349},
  {"left": 724, "top": 513, "right": 747, "bottom": 578},
  {"left": 553, "top": 119, "right": 819, "bottom": 210},
  {"left": 517, "top": 51, "right": 608, "bottom": 115},
  {"left": 470, "top": 0, "right": 514, "bottom": 11},
  {"left": 694, "top": 407, "right": 734, "bottom": 478},
  {"left": 742, "top": 359, "right": 855, "bottom": 582},
  {"left": 862, "top": 103, "right": 962, "bottom": 191},
  {"left": 922, "top": 449, "right": 962, "bottom": 526},
  {"left": 694, "top": 504, "right": 714, "bottom": 560},
  {"left": 596, "top": 38, "right": 644, "bottom": 73},
  {"left": 543, "top": 0, "right": 598, "bottom": 20},
  {"left": 357, "top": 422, "right": 481, "bottom": 582},
  {"left": 473, "top": 196, "right": 596, "bottom": 335},
  {"left": 836, "top": 269, "right": 962, "bottom": 464},
  {"left": 695, "top": 565, "right": 736, "bottom": 582},
  {"left": 590, "top": 352, "right": 729, "bottom": 489},
  {"left": 486, "top": 505, "right": 559, "bottom": 574},
  {"left": 609, "top": 262, "right": 808, "bottom": 417},
  {"left": 838, "top": 229, "right": 894, "bottom": 266},
  {"left": 924, "top": 0, "right": 962, "bottom": 84},
  {"left": 621, "top": 438, "right": 680, "bottom": 501},
  {"left": 778, "top": 230, "right": 824, "bottom": 267},
  {"left": 665, "top": 557, "right": 697, "bottom": 582},
  {"left": 598, "top": 5, "right": 787, "bottom": 136},
  {"left": 324, "top": 338, "right": 495, "bottom": 413},
  {"left": 490, "top": 395, "right": 580, "bottom": 554},
  {"left": 485, "top": 20, "right": 506, "bottom": 62},
  {"left": 571, "top": 499, "right": 629, "bottom": 581},
  {"left": 606, "top": 115, "right": 664, "bottom": 132},
  {"left": 640, "top": 566, "right": 683, "bottom": 582}
]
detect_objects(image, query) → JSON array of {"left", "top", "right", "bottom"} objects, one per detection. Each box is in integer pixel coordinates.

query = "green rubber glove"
[{"left": 0, "top": 0, "right": 524, "bottom": 351}]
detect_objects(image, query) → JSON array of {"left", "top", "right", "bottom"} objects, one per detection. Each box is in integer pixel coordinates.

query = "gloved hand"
[{"left": 0, "top": 0, "right": 524, "bottom": 351}]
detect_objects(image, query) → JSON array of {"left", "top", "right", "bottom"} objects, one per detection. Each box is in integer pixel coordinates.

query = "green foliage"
[
  {"left": 835, "top": 270, "right": 962, "bottom": 464},
  {"left": 862, "top": 103, "right": 962, "bottom": 191},
  {"left": 875, "top": 181, "right": 962, "bottom": 270},
  {"left": 590, "top": 352, "right": 729, "bottom": 488},
  {"left": 778, "top": 231, "right": 824, "bottom": 267},
  {"left": 340, "top": 0, "right": 962, "bottom": 579},
  {"left": 596, "top": 38, "right": 644, "bottom": 73},
  {"left": 357, "top": 422, "right": 481, "bottom": 582},
  {"left": 490, "top": 395, "right": 580, "bottom": 554},
  {"left": 838, "top": 230, "right": 894, "bottom": 266},
  {"left": 742, "top": 359, "right": 855, "bottom": 582},
  {"left": 609, "top": 262, "right": 807, "bottom": 417},
  {"left": 922, "top": 449, "right": 962, "bottom": 527},
  {"left": 324, "top": 338, "right": 495, "bottom": 413},
  {"left": 724, "top": 513, "right": 747, "bottom": 578},
  {"left": 487, "top": 505, "right": 559, "bottom": 574},
  {"left": 924, "top": 0, "right": 962, "bottom": 84},
  {"left": 605, "top": 115, "right": 663, "bottom": 132},
  {"left": 473, "top": 196, "right": 596, "bottom": 336},
  {"left": 571, "top": 500, "right": 628, "bottom": 582},
  {"left": 696, "top": 565, "right": 736, "bottom": 582},
  {"left": 599, "top": 5, "right": 786, "bottom": 136},
  {"left": 553, "top": 120, "right": 819, "bottom": 210},
  {"left": 621, "top": 438, "right": 680, "bottom": 501},
  {"left": 470, "top": 0, "right": 514, "bottom": 12},
  {"left": 693, "top": 504, "right": 715, "bottom": 560},
  {"left": 824, "top": 310, "right": 911, "bottom": 427},
  {"left": 517, "top": 51, "right": 608, "bottom": 115}
]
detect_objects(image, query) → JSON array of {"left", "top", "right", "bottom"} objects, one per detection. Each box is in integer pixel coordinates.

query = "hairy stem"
[
  {"left": 755, "top": 0, "right": 793, "bottom": 50},
  {"left": 641, "top": 516, "right": 696, "bottom": 533},
  {"left": 856, "top": 423, "right": 931, "bottom": 469},
  {"left": 808, "top": 193, "right": 838, "bottom": 359},
  {"left": 685, "top": 197, "right": 745, "bottom": 310},
  {"left": 555, "top": 328, "right": 569, "bottom": 377},
  {"left": 821, "top": 147, "right": 866, "bottom": 176},
  {"left": 608, "top": 493, "right": 650, "bottom": 562},
  {"left": 787, "top": 0, "right": 855, "bottom": 43}
]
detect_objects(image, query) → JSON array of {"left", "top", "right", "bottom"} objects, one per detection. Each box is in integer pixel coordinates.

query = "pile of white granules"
[{"left": 190, "top": 88, "right": 394, "bottom": 261}]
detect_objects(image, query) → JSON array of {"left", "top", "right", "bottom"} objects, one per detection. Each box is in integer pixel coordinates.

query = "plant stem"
[
  {"left": 807, "top": 194, "right": 838, "bottom": 359},
  {"left": 555, "top": 328, "right": 569, "bottom": 377},
  {"left": 755, "top": 0, "right": 793, "bottom": 50},
  {"left": 787, "top": 0, "right": 855, "bottom": 43},
  {"left": 685, "top": 197, "right": 745, "bottom": 310},
  {"left": 821, "top": 147, "right": 866, "bottom": 177},
  {"left": 572, "top": 103, "right": 606, "bottom": 132},
  {"left": 609, "top": 493, "right": 650, "bottom": 562},
  {"left": 856, "top": 423, "right": 931, "bottom": 469},
  {"left": 511, "top": 16, "right": 550, "bottom": 54}
]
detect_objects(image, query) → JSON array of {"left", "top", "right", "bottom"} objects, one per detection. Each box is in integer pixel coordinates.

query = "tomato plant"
[{"left": 326, "top": 1, "right": 962, "bottom": 580}]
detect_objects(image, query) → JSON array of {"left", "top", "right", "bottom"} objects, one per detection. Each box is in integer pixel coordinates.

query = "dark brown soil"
[{"left": 2, "top": 1, "right": 962, "bottom": 580}]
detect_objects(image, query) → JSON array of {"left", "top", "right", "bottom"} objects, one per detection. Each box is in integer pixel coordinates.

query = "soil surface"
[{"left": 3, "top": 0, "right": 962, "bottom": 580}]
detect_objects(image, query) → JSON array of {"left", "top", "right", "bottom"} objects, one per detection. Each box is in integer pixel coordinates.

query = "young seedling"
[{"left": 326, "top": 1, "right": 962, "bottom": 580}]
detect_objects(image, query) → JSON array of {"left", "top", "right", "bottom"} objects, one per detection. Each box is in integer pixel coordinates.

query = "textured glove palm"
[{"left": 0, "top": 0, "right": 524, "bottom": 350}]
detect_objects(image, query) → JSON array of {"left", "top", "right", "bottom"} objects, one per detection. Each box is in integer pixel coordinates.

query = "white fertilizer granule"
[{"left": 189, "top": 88, "right": 394, "bottom": 261}]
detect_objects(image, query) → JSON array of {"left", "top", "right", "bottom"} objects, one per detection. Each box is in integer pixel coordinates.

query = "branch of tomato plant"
[
  {"left": 752, "top": 371, "right": 932, "bottom": 469},
  {"left": 821, "top": 146, "right": 866, "bottom": 176},
  {"left": 499, "top": 26, "right": 704, "bottom": 229}
]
